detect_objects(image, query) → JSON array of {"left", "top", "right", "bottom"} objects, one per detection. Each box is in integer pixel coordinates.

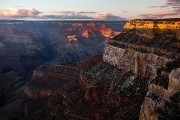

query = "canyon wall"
[
  {"left": 103, "top": 44, "right": 172, "bottom": 79},
  {"left": 21, "top": 19, "right": 179, "bottom": 120},
  {"left": 123, "top": 19, "right": 180, "bottom": 39},
  {"left": 139, "top": 68, "right": 180, "bottom": 120},
  {"left": 103, "top": 19, "right": 180, "bottom": 120}
]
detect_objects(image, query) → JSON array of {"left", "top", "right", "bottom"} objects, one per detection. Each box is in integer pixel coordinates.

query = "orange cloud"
[{"left": 0, "top": 8, "right": 41, "bottom": 18}]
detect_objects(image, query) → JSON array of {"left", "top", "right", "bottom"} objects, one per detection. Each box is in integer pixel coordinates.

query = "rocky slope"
[{"left": 23, "top": 56, "right": 148, "bottom": 119}]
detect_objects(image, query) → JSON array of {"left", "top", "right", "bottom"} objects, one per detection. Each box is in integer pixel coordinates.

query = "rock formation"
[
  {"left": 0, "top": 20, "right": 125, "bottom": 120},
  {"left": 106, "top": 19, "right": 180, "bottom": 120},
  {"left": 12, "top": 19, "right": 180, "bottom": 119}
]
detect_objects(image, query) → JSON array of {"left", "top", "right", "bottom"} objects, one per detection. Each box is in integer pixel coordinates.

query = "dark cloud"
[
  {"left": 166, "top": 0, "right": 180, "bottom": 6},
  {"left": 147, "top": 0, "right": 180, "bottom": 9},
  {"left": 0, "top": 8, "right": 42, "bottom": 18},
  {"left": 172, "top": 6, "right": 180, "bottom": 8},
  {"left": 141, "top": 0, "right": 180, "bottom": 18},
  {"left": 41, "top": 14, "right": 93, "bottom": 20},
  {"left": 140, "top": 8, "right": 180, "bottom": 18}
]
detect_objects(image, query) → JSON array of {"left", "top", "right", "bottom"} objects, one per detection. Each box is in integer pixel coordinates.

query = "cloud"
[
  {"left": 56, "top": 11, "right": 76, "bottom": 14},
  {"left": 0, "top": 8, "right": 125, "bottom": 21},
  {"left": 141, "top": 0, "right": 180, "bottom": 18},
  {"left": 95, "top": 13, "right": 126, "bottom": 21},
  {"left": 147, "top": 5, "right": 168, "bottom": 8},
  {"left": 140, "top": 9, "right": 180, "bottom": 18},
  {"left": 166, "top": 0, "right": 180, "bottom": 6},
  {"left": 42, "top": 11, "right": 125, "bottom": 21},
  {"left": 54, "top": 11, "right": 97, "bottom": 15},
  {"left": 77, "top": 11, "right": 97, "bottom": 14},
  {"left": 41, "top": 11, "right": 94, "bottom": 20},
  {"left": 41, "top": 14, "right": 93, "bottom": 20},
  {"left": 0, "top": 8, "right": 41, "bottom": 18}
]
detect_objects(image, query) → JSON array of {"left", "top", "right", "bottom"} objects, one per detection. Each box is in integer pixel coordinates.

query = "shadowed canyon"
[
  {"left": 0, "top": 18, "right": 180, "bottom": 120},
  {"left": 0, "top": 20, "right": 125, "bottom": 119}
]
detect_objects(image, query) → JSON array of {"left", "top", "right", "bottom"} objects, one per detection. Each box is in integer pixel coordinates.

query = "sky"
[{"left": 0, "top": 0, "right": 179, "bottom": 20}]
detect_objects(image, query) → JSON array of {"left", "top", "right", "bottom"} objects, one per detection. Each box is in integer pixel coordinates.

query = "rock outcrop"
[
  {"left": 103, "top": 44, "right": 172, "bottom": 79},
  {"left": 139, "top": 68, "right": 180, "bottom": 120},
  {"left": 103, "top": 18, "right": 180, "bottom": 120},
  {"left": 168, "top": 68, "right": 180, "bottom": 96}
]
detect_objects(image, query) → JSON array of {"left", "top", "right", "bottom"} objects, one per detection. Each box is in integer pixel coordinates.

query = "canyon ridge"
[{"left": 0, "top": 18, "right": 180, "bottom": 120}]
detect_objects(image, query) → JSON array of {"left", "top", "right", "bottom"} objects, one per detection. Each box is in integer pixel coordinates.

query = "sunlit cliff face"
[
  {"left": 67, "top": 34, "right": 77, "bottom": 42},
  {"left": 66, "top": 22, "right": 121, "bottom": 42},
  {"left": 99, "top": 26, "right": 112, "bottom": 38},
  {"left": 99, "top": 25, "right": 121, "bottom": 38},
  {"left": 123, "top": 19, "right": 180, "bottom": 39},
  {"left": 82, "top": 30, "right": 89, "bottom": 38}
]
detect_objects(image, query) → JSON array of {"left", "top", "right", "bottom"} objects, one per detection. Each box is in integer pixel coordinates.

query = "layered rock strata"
[{"left": 23, "top": 19, "right": 180, "bottom": 120}]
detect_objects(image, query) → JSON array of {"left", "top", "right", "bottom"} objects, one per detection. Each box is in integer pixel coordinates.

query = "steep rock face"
[
  {"left": 103, "top": 44, "right": 172, "bottom": 79},
  {"left": 168, "top": 68, "right": 180, "bottom": 96},
  {"left": 139, "top": 68, "right": 180, "bottom": 120},
  {"left": 102, "top": 19, "right": 180, "bottom": 120},
  {"left": 139, "top": 84, "right": 169, "bottom": 120}
]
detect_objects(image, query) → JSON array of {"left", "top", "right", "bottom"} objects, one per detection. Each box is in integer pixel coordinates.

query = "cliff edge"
[{"left": 106, "top": 18, "right": 180, "bottom": 120}]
